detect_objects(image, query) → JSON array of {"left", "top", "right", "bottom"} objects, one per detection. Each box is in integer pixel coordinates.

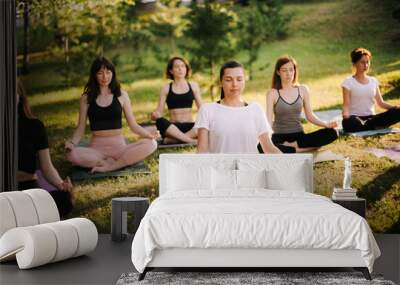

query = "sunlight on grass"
[
  {"left": 387, "top": 59, "right": 400, "bottom": 67},
  {"left": 29, "top": 87, "right": 82, "bottom": 106},
  {"left": 306, "top": 74, "right": 348, "bottom": 110}
]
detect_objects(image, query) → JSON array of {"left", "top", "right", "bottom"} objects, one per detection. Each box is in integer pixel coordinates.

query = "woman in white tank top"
[
  {"left": 195, "top": 61, "right": 280, "bottom": 154},
  {"left": 341, "top": 48, "right": 400, "bottom": 133}
]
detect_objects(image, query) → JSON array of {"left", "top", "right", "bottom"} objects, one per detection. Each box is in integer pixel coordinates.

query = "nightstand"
[
  {"left": 111, "top": 197, "right": 149, "bottom": 242},
  {"left": 332, "top": 198, "right": 366, "bottom": 218}
]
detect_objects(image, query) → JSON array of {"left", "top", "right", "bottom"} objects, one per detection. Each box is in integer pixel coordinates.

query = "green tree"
[
  {"left": 182, "top": 0, "right": 237, "bottom": 100},
  {"left": 237, "top": 0, "right": 289, "bottom": 80},
  {"left": 16, "top": 0, "right": 31, "bottom": 74},
  {"left": 125, "top": 15, "right": 154, "bottom": 72},
  {"left": 147, "top": 0, "right": 188, "bottom": 63},
  {"left": 28, "top": 0, "right": 136, "bottom": 84}
]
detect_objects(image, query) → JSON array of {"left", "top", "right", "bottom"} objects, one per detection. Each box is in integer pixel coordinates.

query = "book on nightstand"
[{"left": 332, "top": 187, "right": 358, "bottom": 200}]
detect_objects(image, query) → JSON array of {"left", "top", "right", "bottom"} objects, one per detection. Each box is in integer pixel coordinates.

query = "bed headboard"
[{"left": 159, "top": 154, "right": 314, "bottom": 195}]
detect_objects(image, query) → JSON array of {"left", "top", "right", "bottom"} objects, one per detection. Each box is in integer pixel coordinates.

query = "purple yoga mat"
[
  {"left": 367, "top": 144, "right": 400, "bottom": 163},
  {"left": 35, "top": 170, "right": 58, "bottom": 192}
]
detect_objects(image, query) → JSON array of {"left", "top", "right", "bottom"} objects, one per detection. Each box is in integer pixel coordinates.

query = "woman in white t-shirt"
[
  {"left": 341, "top": 48, "right": 400, "bottom": 132},
  {"left": 195, "top": 60, "right": 281, "bottom": 154}
]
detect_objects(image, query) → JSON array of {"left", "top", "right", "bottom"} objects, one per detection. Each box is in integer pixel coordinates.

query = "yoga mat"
[
  {"left": 366, "top": 144, "right": 400, "bottom": 163},
  {"left": 139, "top": 123, "right": 196, "bottom": 149},
  {"left": 301, "top": 109, "right": 343, "bottom": 130},
  {"left": 301, "top": 109, "right": 342, "bottom": 122},
  {"left": 36, "top": 170, "right": 58, "bottom": 192},
  {"left": 71, "top": 139, "right": 151, "bottom": 180},
  {"left": 313, "top": 150, "right": 345, "bottom": 163},
  {"left": 346, "top": 128, "right": 400, "bottom": 137},
  {"left": 71, "top": 160, "right": 151, "bottom": 181},
  {"left": 157, "top": 141, "right": 197, "bottom": 149}
]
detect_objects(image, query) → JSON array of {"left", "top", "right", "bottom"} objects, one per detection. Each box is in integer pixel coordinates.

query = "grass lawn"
[{"left": 20, "top": 0, "right": 400, "bottom": 233}]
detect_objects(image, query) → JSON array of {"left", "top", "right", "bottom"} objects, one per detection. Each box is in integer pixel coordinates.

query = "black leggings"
[
  {"left": 259, "top": 128, "right": 338, "bottom": 153},
  {"left": 155, "top": 117, "right": 194, "bottom": 138},
  {"left": 18, "top": 180, "right": 73, "bottom": 217},
  {"left": 342, "top": 108, "right": 400, "bottom": 133}
]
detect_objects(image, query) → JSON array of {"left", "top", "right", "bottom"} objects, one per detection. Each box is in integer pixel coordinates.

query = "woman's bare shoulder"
[
  {"left": 267, "top": 88, "right": 279, "bottom": 97},
  {"left": 298, "top": 84, "right": 310, "bottom": 93}
]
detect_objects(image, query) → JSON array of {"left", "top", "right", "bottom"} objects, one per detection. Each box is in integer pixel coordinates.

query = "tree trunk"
[
  {"left": 63, "top": 36, "right": 70, "bottom": 84},
  {"left": 22, "top": 0, "right": 29, "bottom": 74},
  {"left": 248, "top": 47, "right": 258, "bottom": 81},
  {"left": 209, "top": 59, "right": 215, "bottom": 102},
  {"left": 249, "top": 62, "right": 253, "bottom": 81}
]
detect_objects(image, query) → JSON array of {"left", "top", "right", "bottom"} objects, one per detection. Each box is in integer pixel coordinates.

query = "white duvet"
[{"left": 131, "top": 190, "right": 380, "bottom": 273}]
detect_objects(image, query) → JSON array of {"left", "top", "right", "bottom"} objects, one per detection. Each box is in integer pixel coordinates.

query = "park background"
[{"left": 16, "top": 0, "right": 400, "bottom": 233}]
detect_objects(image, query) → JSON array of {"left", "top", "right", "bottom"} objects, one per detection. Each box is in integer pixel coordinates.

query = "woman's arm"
[
  {"left": 151, "top": 84, "right": 169, "bottom": 121},
  {"left": 65, "top": 95, "right": 88, "bottom": 150},
  {"left": 197, "top": 128, "right": 209, "bottom": 153},
  {"left": 192, "top": 82, "right": 203, "bottom": 110},
  {"left": 122, "top": 91, "right": 157, "bottom": 139},
  {"left": 375, "top": 87, "right": 397, "bottom": 110},
  {"left": 266, "top": 89, "right": 276, "bottom": 127},
  {"left": 342, "top": 87, "right": 351, "bottom": 119},
  {"left": 38, "top": 149, "right": 72, "bottom": 191},
  {"left": 259, "top": 133, "right": 281, "bottom": 153},
  {"left": 303, "top": 85, "right": 336, "bottom": 128}
]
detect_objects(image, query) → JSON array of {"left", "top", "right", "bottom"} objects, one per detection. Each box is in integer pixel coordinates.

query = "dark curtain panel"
[{"left": 0, "top": 0, "right": 17, "bottom": 192}]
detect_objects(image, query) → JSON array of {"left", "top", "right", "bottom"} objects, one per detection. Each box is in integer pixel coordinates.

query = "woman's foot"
[
  {"left": 162, "top": 137, "right": 179, "bottom": 145},
  {"left": 282, "top": 141, "right": 298, "bottom": 149},
  {"left": 90, "top": 157, "right": 116, "bottom": 173}
]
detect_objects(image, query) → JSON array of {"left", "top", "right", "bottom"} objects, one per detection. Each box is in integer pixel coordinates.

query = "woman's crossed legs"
[{"left": 67, "top": 135, "right": 157, "bottom": 172}]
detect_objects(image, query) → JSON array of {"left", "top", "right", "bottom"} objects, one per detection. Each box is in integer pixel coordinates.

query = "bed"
[{"left": 131, "top": 154, "right": 380, "bottom": 280}]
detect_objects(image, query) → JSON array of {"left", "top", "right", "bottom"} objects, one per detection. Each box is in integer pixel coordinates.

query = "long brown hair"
[
  {"left": 271, "top": 55, "right": 298, "bottom": 90},
  {"left": 17, "top": 78, "right": 35, "bottom": 119},
  {"left": 83, "top": 56, "right": 121, "bottom": 105}
]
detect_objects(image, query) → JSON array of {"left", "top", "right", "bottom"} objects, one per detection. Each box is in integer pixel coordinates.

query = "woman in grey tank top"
[{"left": 261, "top": 55, "right": 338, "bottom": 153}]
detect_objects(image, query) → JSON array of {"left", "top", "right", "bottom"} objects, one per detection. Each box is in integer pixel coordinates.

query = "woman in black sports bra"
[
  {"left": 151, "top": 56, "right": 202, "bottom": 144},
  {"left": 263, "top": 55, "right": 338, "bottom": 153},
  {"left": 65, "top": 57, "right": 158, "bottom": 173}
]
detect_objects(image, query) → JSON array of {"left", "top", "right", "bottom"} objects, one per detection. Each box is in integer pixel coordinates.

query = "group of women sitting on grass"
[
  {"left": 153, "top": 47, "right": 399, "bottom": 153},
  {"left": 17, "top": 47, "right": 400, "bottom": 217}
]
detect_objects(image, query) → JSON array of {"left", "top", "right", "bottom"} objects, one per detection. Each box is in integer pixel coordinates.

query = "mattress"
[{"left": 131, "top": 190, "right": 380, "bottom": 273}]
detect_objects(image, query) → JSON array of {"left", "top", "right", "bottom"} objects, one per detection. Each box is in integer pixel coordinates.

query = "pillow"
[
  {"left": 167, "top": 162, "right": 212, "bottom": 191},
  {"left": 236, "top": 169, "right": 267, "bottom": 189},
  {"left": 266, "top": 164, "right": 307, "bottom": 191},
  {"left": 212, "top": 168, "right": 237, "bottom": 191}
]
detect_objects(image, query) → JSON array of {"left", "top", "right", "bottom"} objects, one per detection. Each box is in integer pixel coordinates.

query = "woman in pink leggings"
[{"left": 65, "top": 57, "right": 157, "bottom": 173}]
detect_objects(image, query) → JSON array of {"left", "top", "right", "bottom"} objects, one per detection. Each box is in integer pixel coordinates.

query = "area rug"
[{"left": 116, "top": 271, "right": 395, "bottom": 285}]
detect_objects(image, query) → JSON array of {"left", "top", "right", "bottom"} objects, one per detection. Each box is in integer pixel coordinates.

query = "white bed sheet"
[{"left": 131, "top": 190, "right": 380, "bottom": 273}]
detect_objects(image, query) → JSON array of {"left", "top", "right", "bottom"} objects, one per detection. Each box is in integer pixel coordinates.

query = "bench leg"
[{"left": 354, "top": 267, "right": 371, "bottom": 280}]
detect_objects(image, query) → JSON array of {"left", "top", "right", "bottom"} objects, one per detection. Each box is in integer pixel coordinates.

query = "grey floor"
[
  {"left": 1, "top": 234, "right": 399, "bottom": 285},
  {"left": 0, "top": 234, "right": 134, "bottom": 285}
]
